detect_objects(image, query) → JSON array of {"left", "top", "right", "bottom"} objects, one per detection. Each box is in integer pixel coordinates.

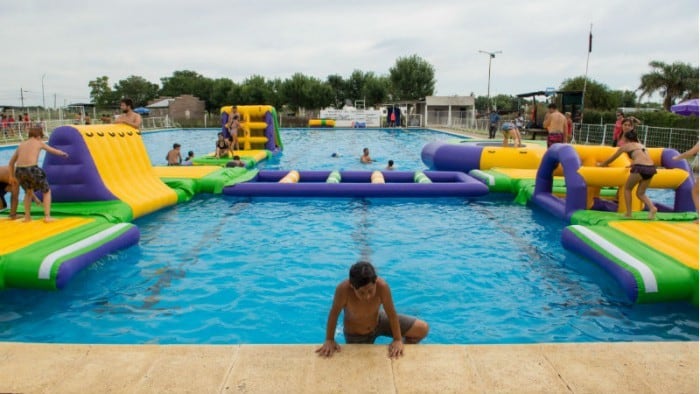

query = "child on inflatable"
[
  {"left": 500, "top": 122, "right": 522, "bottom": 147},
  {"left": 598, "top": 119, "right": 657, "bottom": 219},
  {"left": 8, "top": 126, "right": 69, "bottom": 222},
  {"left": 215, "top": 133, "right": 230, "bottom": 158}
]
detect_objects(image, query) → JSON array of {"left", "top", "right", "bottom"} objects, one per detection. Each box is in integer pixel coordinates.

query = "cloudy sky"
[{"left": 1, "top": 0, "right": 697, "bottom": 107}]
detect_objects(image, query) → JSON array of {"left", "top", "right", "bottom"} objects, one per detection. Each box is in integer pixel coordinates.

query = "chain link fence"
[{"left": 572, "top": 123, "right": 698, "bottom": 152}]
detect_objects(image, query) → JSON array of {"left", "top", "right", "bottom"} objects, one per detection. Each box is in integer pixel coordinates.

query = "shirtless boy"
[
  {"left": 8, "top": 126, "right": 69, "bottom": 222},
  {"left": 166, "top": 143, "right": 182, "bottom": 166},
  {"left": 114, "top": 98, "right": 143, "bottom": 129},
  {"left": 0, "top": 165, "right": 19, "bottom": 219},
  {"left": 316, "top": 261, "right": 429, "bottom": 358},
  {"left": 543, "top": 103, "right": 568, "bottom": 148},
  {"left": 360, "top": 148, "right": 373, "bottom": 163}
]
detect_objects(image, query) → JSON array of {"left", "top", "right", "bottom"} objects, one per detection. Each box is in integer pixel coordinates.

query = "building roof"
[{"left": 147, "top": 98, "right": 174, "bottom": 108}]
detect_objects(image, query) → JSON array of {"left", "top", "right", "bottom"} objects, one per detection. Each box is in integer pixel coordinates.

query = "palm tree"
[{"left": 638, "top": 61, "right": 699, "bottom": 111}]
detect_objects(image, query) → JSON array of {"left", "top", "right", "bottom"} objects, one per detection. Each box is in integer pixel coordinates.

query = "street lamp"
[
  {"left": 478, "top": 50, "right": 502, "bottom": 111},
  {"left": 42, "top": 74, "right": 46, "bottom": 109}
]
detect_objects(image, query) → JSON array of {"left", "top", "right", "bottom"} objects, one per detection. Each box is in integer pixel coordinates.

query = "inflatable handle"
[
  {"left": 414, "top": 171, "right": 432, "bottom": 184},
  {"left": 370, "top": 171, "right": 385, "bottom": 184},
  {"left": 326, "top": 171, "right": 342, "bottom": 183},
  {"left": 279, "top": 170, "right": 300, "bottom": 183}
]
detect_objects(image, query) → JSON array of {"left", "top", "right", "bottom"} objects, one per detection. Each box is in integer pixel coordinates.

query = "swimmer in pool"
[{"left": 316, "top": 261, "right": 429, "bottom": 359}]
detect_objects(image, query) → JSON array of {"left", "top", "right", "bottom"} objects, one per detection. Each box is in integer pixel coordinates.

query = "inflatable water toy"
[
  {"left": 153, "top": 166, "right": 257, "bottom": 201},
  {"left": 45, "top": 124, "right": 179, "bottom": 220},
  {"left": 532, "top": 144, "right": 693, "bottom": 221},
  {"left": 221, "top": 105, "right": 283, "bottom": 151},
  {"left": 422, "top": 140, "right": 547, "bottom": 172},
  {"left": 308, "top": 118, "right": 335, "bottom": 128},
  {"left": 562, "top": 211, "right": 698, "bottom": 304},
  {"left": 190, "top": 150, "right": 270, "bottom": 168},
  {"left": 223, "top": 170, "right": 489, "bottom": 198},
  {"left": 0, "top": 217, "right": 139, "bottom": 290}
]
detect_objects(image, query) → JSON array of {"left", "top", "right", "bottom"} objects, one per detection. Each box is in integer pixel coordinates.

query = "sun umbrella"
[
  {"left": 670, "top": 98, "right": 699, "bottom": 116},
  {"left": 133, "top": 107, "right": 150, "bottom": 115}
]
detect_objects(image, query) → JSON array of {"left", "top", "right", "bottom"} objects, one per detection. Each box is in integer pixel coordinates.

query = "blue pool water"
[{"left": 0, "top": 128, "right": 696, "bottom": 344}]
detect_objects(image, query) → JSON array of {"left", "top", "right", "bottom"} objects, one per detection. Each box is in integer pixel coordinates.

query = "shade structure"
[
  {"left": 133, "top": 107, "right": 150, "bottom": 115},
  {"left": 671, "top": 99, "right": 699, "bottom": 116}
]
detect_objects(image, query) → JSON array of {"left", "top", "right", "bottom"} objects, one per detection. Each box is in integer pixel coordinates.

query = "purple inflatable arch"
[
  {"left": 44, "top": 126, "right": 118, "bottom": 202},
  {"left": 532, "top": 144, "right": 587, "bottom": 221}
]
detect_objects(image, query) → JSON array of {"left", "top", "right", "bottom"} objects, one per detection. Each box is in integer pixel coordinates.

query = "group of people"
[
  {"left": 165, "top": 143, "right": 194, "bottom": 166},
  {"left": 359, "top": 147, "right": 394, "bottom": 170},
  {"left": 1, "top": 112, "right": 33, "bottom": 137}
]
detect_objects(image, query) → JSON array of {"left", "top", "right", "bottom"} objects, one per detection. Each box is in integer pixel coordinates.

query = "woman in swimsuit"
[
  {"left": 215, "top": 133, "right": 230, "bottom": 158},
  {"left": 598, "top": 118, "right": 657, "bottom": 219}
]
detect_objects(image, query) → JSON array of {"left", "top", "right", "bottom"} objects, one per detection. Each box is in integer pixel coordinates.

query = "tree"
[
  {"left": 326, "top": 74, "right": 347, "bottom": 108},
  {"left": 240, "top": 75, "right": 274, "bottom": 105},
  {"left": 559, "top": 76, "right": 614, "bottom": 110},
  {"left": 210, "top": 78, "right": 236, "bottom": 110},
  {"left": 388, "top": 55, "right": 436, "bottom": 101},
  {"left": 638, "top": 61, "right": 699, "bottom": 110},
  {"left": 160, "top": 70, "right": 215, "bottom": 110},
  {"left": 609, "top": 90, "right": 637, "bottom": 108},
  {"left": 112, "top": 75, "right": 159, "bottom": 107},
  {"left": 363, "top": 75, "right": 389, "bottom": 107},
  {"left": 88, "top": 76, "right": 116, "bottom": 107}
]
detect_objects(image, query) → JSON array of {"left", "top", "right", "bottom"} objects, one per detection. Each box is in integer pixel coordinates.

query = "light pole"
[
  {"left": 478, "top": 50, "right": 502, "bottom": 111},
  {"left": 42, "top": 74, "right": 46, "bottom": 109}
]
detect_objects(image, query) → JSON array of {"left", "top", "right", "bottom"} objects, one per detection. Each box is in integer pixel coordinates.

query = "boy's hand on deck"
[
  {"left": 388, "top": 340, "right": 404, "bottom": 359},
  {"left": 315, "top": 340, "right": 341, "bottom": 358}
]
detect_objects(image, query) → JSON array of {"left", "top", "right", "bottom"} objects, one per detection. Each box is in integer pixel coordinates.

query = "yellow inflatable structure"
[
  {"left": 221, "top": 105, "right": 274, "bottom": 150},
  {"left": 46, "top": 124, "right": 178, "bottom": 219},
  {"left": 573, "top": 145, "right": 689, "bottom": 212}
]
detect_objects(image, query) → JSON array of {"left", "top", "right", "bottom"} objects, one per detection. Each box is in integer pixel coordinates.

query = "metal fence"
[
  {"left": 426, "top": 110, "right": 477, "bottom": 129},
  {"left": 1, "top": 116, "right": 176, "bottom": 144},
  {"left": 572, "top": 123, "right": 698, "bottom": 152}
]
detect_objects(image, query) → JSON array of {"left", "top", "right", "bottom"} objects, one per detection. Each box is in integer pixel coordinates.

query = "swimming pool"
[{"left": 0, "top": 128, "right": 696, "bottom": 344}]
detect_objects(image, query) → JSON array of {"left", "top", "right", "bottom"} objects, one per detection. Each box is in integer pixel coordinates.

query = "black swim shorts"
[
  {"left": 14, "top": 165, "right": 50, "bottom": 193},
  {"left": 344, "top": 311, "right": 417, "bottom": 344}
]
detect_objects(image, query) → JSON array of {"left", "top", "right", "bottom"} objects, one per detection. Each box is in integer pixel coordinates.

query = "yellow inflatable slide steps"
[
  {"left": 46, "top": 124, "right": 177, "bottom": 219},
  {"left": 221, "top": 105, "right": 272, "bottom": 150}
]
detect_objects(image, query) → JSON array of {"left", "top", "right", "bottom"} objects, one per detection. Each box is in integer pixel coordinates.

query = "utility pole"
[
  {"left": 20, "top": 88, "right": 25, "bottom": 108},
  {"left": 42, "top": 74, "right": 46, "bottom": 108},
  {"left": 478, "top": 50, "right": 502, "bottom": 111}
]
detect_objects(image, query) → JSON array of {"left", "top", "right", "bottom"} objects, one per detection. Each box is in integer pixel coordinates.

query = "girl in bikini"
[{"left": 598, "top": 119, "right": 657, "bottom": 219}]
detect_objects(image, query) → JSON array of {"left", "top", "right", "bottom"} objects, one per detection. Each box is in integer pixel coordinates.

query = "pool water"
[{"left": 0, "top": 128, "right": 696, "bottom": 344}]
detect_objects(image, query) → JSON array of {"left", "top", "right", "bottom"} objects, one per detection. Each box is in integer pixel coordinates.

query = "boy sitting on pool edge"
[{"left": 316, "top": 261, "right": 429, "bottom": 358}]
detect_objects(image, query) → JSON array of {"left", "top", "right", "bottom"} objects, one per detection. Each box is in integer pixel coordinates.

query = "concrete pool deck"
[{"left": 0, "top": 341, "right": 696, "bottom": 393}]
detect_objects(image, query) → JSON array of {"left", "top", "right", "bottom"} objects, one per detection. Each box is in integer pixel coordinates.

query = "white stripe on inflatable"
[
  {"left": 470, "top": 170, "right": 495, "bottom": 186},
  {"left": 38, "top": 223, "right": 131, "bottom": 280},
  {"left": 571, "top": 225, "right": 658, "bottom": 293}
]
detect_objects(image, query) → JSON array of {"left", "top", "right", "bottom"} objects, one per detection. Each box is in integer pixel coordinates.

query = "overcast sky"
[{"left": 1, "top": 0, "right": 697, "bottom": 107}]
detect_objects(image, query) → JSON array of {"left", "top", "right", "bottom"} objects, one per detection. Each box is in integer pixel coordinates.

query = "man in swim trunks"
[
  {"left": 114, "top": 98, "right": 143, "bottom": 129},
  {"left": 316, "top": 261, "right": 429, "bottom": 359},
  {"left": 0, "top": 165, "right": 19, "bottom": 219},
  {"left": 543, "top": 103, "right": 568, "bottom": 148},
  {"left": 8, "top": 126, "right": 68, "bottom": 222},
  {"left": 361, "top": 147, "right": 373, "bottom": 163}
]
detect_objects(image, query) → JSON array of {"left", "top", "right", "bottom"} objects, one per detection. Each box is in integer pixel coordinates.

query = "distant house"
[{"left": 146, "top": 95, "right": 205, "bottom": 121}]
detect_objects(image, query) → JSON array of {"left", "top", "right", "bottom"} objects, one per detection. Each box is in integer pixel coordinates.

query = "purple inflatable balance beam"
[{"left": 223, "top": 170, "right": 489, "bottom": 198}]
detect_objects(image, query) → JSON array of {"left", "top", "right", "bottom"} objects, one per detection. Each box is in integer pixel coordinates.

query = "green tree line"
[
  {"left": 89, "top": 55, "right": 436, "bottom": 113},
  {"left": 89, "top": 58, "right": 697, "bottom": 121}
]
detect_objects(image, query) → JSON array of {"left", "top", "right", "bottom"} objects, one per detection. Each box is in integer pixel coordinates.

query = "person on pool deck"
[
  {"left": 0, "top": 165, "right": 19, "bottom": 219},
  {"left": 673, "top": 142, "right": 699, "bottom": 223},
  {"left": 361, "top": 148, "right": 373, "bottom": 164},
  {"left": 316, "top": 261, "right": 429, "bottom": 359},
  {"left": 8, "top": 126, "right": 69, "bottom": 223},
  {"left": 385, "top": 160, "right": 395, "bottom": 170},
  {"left": 166, "top": 143, "right": 182, "bottom": 166},
  {"left": 598, "top": 123, "right": 658, "bottom": 219},
  {"left": 500, "top": 122, "right": 522, "bottom": 147},
  {"left": 225, "top": 155, "right": 246, "bottom": 168},
  {"left": 113, "top": 98, "right": 142, "bottom": 129},
  {"left": 543, "top": 103, "right": 568, "bottom": 148}
]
